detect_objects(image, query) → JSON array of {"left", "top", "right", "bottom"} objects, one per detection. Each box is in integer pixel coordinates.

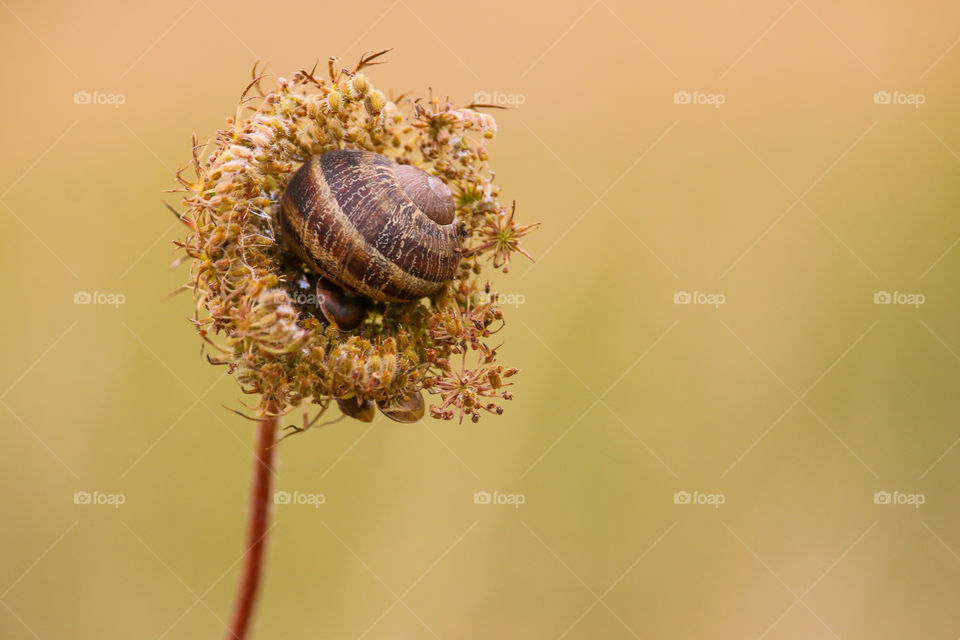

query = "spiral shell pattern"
[{"left": 280, "top": 149, "right": 462, "bottom": 302}]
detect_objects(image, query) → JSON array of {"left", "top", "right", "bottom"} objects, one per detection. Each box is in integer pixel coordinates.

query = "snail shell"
[
  {"left": 336, "top": 391, "right": 425, "bottom": 424},
  {"left": 279, "top": 149, "right": 462, "bottom": 303}
]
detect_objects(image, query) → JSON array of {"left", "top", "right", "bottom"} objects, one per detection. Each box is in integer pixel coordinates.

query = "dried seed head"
[
  {"left": 351, "top": 73, "right": 370, "bottom": 97},
  {"left": 364, "top": 89, "right": 386, "bottom": 115},
  {"left": 326, "top": 90, "right": 341, "bottom": 112},
  {"left": 173, "top": 58, "right": 537, "bottom": 423}
]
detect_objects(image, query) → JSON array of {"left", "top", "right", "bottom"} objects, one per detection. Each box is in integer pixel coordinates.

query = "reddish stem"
[{"left": 225, "top": 404, "right": 278, "bottom": 640}]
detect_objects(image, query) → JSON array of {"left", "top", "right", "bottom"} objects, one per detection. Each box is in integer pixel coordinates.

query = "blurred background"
[{"left": 2, "top": 0, "right": 960, "bottom": 637}]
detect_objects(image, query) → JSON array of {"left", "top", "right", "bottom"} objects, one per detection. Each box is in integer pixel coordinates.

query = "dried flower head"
[{"left": 172, "top": 53, "right": 537, "bottom": 426}]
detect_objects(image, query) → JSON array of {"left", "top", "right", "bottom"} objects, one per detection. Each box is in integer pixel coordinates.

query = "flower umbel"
[
  {"left": 173, "top": 55, "right": 537, "bottom": 424},
  {"left": 466, "top": 201, "right": 540, "bottom": 271}
]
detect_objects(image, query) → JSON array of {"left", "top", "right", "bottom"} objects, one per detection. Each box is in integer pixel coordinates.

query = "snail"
[
  {"left": 336, "top": 392, "right": 425, "bottom": 424},
  {"left": 279, "top": 149, "right": 463, "bottom": 332},
  {"left": 279, "top": 149, "right": 464, "bottom": 423}
]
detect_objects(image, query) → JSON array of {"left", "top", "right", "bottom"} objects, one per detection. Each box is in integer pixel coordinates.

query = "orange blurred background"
[{"left": 2, "top": 0, "right": 960, "bottom": 638}]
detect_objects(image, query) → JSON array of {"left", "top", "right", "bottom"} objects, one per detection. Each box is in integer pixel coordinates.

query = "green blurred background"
[{"left": 2, "top": 0, "right": 960, "bottom": 637}]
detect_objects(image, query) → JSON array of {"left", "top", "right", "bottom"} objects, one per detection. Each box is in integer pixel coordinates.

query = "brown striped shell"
[{"left": 279, "top": 149, "right": 462, "bottom": 302}]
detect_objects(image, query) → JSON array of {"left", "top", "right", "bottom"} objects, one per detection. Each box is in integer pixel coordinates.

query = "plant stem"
[{"left": 225, "top": 403, "right": 278, "bottom": 640}]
